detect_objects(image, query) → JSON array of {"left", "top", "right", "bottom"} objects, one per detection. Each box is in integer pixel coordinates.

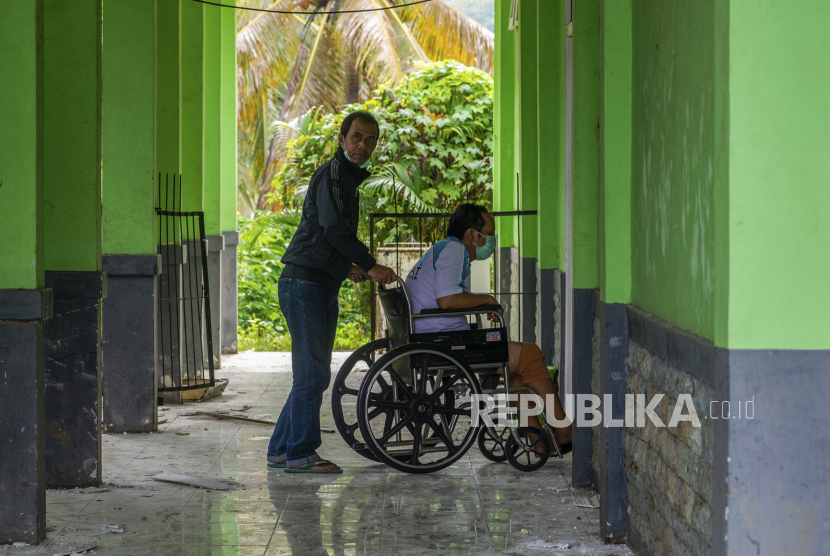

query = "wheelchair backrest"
[{"left": 377, "top": 279, "right": 413, "bottom": 350}]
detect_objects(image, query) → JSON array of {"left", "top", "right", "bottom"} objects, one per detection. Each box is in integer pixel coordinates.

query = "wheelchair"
[{"left": 331, "top": 278, "right": 565, "bottom": 474}]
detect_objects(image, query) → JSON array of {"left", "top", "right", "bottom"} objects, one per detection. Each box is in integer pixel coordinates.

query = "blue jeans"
[{"left": 268, "top": 278, "right": 339, "bottom": 467}]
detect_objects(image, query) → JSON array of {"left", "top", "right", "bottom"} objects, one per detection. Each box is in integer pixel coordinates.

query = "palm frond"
[
  {"left": 364, "top": 162, "right": 440, "bottom": 213},
  {"left": 399, "top": 0, "right": 494, "bottom": 74}
]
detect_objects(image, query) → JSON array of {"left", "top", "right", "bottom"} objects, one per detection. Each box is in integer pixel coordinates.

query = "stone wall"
[
  {"left": 552, "top": 290, "right": 561, "bottom": 370},
  {"left": 625, "top": 342, "right": 713, "bottom": 556}
]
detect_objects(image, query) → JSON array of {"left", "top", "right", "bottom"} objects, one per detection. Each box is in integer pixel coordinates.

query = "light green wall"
[
  {"left": 514, "top": 0, "right": 538, "bottom": 259},
  {"left": 726, "top": 0, "right": 830, "bottom": 349},
  {"left": 630, "top": 1, "right": 717, "bottom": 341},
  {"left": 0, "top": 0, "right": 44, "bottom": 289},
  {"left": 43, "top": 0, "right": 102, "bottom": 272},
  {"left": 181, "top": 0, "right": 204, "bottom": 214},
  {"left": 571, "top": 0, "right": 599, "bottom": 290},
  {"left": 220, "top": 0, "right": 237, "bottom": 232},
  {"left": 597, "top": 0, "right": 632, "bottom": 304},
  {"left": 536, "top": 0, "right": 565, "bottom": 270},
  {"left": 155, "top": 0, "right": 181, "bottom": 191},
  {"left": 204, "top": 4, "right": 222, "bottom": 235},
  {"left": 102, "top": 0, "right": 155, "bottom": 256},
  {"left": 493, "top": 0, "right": 516, "bottom": 247}
]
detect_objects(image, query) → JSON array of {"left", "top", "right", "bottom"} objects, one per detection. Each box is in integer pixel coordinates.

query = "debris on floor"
[
  {"left": 193, "top": 411, "right": 275, "bottom": 425},
  {"left": 574, "top": 495, "right": 601, "bottom": 508},
  {"left": 181, "top": 378, "right": 229, "bottom": 402},
  {"left": 150, "top": 473, "right": 240, "bottom": 491}
]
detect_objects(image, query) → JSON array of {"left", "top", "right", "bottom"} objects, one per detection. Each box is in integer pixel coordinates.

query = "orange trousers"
[{"left": 515, "top": 343, "right": 550, "bottom": 384}]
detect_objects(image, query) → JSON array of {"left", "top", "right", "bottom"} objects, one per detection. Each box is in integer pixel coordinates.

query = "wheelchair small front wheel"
[{"left": 505, "top": 426, "right": 550, "bottom": 472}]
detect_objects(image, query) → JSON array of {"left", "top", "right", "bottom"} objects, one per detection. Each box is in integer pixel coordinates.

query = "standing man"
[{"left": 268, "top": 111, "right": 397, "bottom": 473}]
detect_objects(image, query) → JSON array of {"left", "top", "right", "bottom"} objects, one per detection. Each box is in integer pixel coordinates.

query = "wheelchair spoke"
[
  {"left": 384, "top": 369, "right": 414, "bottom": 401},
  {"left": 425, "top": 417, "right": 458, "bottom": 455},
  {"left": 367, "top": 406, "right": 386, "bottom": 421},
  {"left": 367, "top": 400, "right": 410, "bottom": 412},
  {"left": 346, "top": 422, "right": 359, "bottom": 433},
  {"left": 417, "top": 353, "right": 430, "bottom": 395},
  {"left": 339, "top": 386, "right": 359, "bottom": 397},
  {"left": 375, "top": 374, "right": 392, "bottom": 394},
  {"left": 429, "top": 371, "right": 465, "bottom": 402},
  {"left": 379, "top": 415, "right": 412, "bottom": 444}
]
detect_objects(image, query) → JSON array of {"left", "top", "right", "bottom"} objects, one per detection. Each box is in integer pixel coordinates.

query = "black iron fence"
[{"left": 156, "top": 174, "right": 215, "bottom": 393}]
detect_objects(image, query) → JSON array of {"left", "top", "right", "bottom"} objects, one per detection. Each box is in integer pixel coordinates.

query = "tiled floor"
[{"left": 3, "top": 352, "right": 633, "bottom": 556}]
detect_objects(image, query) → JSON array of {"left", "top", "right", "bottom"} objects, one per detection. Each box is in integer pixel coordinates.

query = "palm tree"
[{"left": 235, "top": 0, "right": 494, "bottom": 214}]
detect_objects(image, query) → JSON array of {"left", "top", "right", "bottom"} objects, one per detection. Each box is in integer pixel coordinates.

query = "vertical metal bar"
[
  {"left": 184, "top": 213, "right": 198, "bottom": 383},
  {"left": 198, "top": 213, "right": 215, "bottom": 385},
  {"left": 172, "top": 176, "right": 185, "bottom": 388},
  {"left": 370, "top": 213, "right": 376, "bottom": 343},
  {"left": 564, "top": 0, "right": 574, "bottom": 399},
  {"left": 157, "top": 174, "right": 165, "bottom": 393},
  {"left": 165, "top": 174, "right": 176, "bottom": 390}
]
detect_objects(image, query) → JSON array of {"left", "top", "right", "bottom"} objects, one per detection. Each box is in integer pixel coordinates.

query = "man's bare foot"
[{"left": 288, "top": 457, "right": 340, "bottom": 472}]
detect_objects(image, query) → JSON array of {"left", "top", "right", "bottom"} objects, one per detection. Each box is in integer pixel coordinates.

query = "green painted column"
[
  {"left": 102, "top": 0, "right": 155, "bottom": 256},
  {"left": 100, "top": 0, "right": 159, "bottom": 434},
  {"left": 220, "top": 1, "right": 237, "bottom": 234},
  {"left": 536, "top": 0, "right": 565, "bottom": 271},
  {"left": 514, "top": 0, "right": 538, "bottom": 259},
  {"left": 204, "top": 4, "right": 222, "bottom": 236},
  {"left": 494, "top": 0, "right": 516, "bottom": 245},
  {"left": 43, "top": 0, "right": 102, "bottom": 272},
  {"left": 597, "top": 0, "right": 631, "bottom": 304},
  {"left": 0, "top": 1, "right": 44, "bottom": 290},
  {"left": 219, "top": 1, "right": 238, "bottom": 354},
  {"left": 155, "top": 0, "right": 182, "bottom": 184},
  {"left": 571, "top": 0, "right": 599, "bottom": 290},
  {"left": 0, "top": 1, "right": 47, "bottom": 542},
  {"left": 181, "top": 0, "right": 205, "bottom": 213}
]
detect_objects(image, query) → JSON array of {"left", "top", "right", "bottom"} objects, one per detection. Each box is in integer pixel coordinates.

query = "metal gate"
[{"left": 156, "top": 174, "right": 215, "bottom": 393}]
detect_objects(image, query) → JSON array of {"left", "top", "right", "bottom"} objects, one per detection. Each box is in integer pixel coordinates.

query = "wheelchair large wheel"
[
  {"left": 331, "top": 338, "right": 390, "bottom": 462},
  {"left": 357, "top": 343, "right": 481, "bottom": 474}
]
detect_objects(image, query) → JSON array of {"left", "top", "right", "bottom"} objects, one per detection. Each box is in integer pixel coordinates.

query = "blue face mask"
[
  {"left": 343, "top": 148, "right": 371, "bottom": 169},
  {"left": 473, "top": 231, "right": 497, "bottom": 260}
]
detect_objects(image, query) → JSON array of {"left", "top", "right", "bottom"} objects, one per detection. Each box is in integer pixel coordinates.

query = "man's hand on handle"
[
  {"left": 367, "top": 264, "right": 397, "bottom": 286},
  {"left": 348, "top": 265, "right": 370, "bottom": 283}
]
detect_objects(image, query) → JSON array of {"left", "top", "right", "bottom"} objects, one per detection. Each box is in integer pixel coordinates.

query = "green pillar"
[
  {"left": 43, "top": 0, "right": 102, "bottom": 272},
  {"left": 0, "top": 1, "right": 44, "bottom": 290},
  {"left": 220, "top": 2, "right": 237, "bottom": 234},
  {"left": 181, "top": 0, "right": 204, "bottom": 213},
  {"left": 0, "top": 1, "right": 48, "bottom": 543},
  {"left": 597, "top": 0, "right": 631, "bottom": 304},
  {"left": 494, "top": 0, "right": 516, "bottom": 246},
  {"left": 571, "top": 0, "right": 599, "bottom": 291},
  {"left": 536, "top": 0, "right": 565, "bottom": 271},
  {"left": 155, "top": 0, "right": 182, "bottom": 183},
  {"left": 219, "top": 1, "right": 238, "bottom": 355},
  {"left": 515, "top": 0, "right": 538, "bottom": 259},
  {"left": 204, "top": 4, "right": 222, "bottom": 235},
  {"left": 100, "top": 0, "right": 159, "bottom": 434},
  {"left": 42, "top": 0, "right": 106, "bottom": 489}
]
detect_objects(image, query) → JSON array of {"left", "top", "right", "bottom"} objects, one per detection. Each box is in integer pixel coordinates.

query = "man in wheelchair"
[{"left": 405, "top": 203, "right": 572, "bottom": 454}]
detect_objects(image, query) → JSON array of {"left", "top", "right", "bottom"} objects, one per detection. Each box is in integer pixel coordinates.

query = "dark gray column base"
[
  {"left": 206, "top": 235, "right": 224, "bottom": 368},
  {"left": 495, "top": 247, "right": 513, "bottom": 334},
  {"left": 572, "top": 287, "right": 595, "bottom": 488},
  {"left": 596, "top": 298, "right": 628, "bottom": 543},
  {"left": 714, "top": 350, "right": 830, "bottom": 556},
  {"left": 220, "top": 231, "right": 238, "bottom": 354},
  {"left": 553, "top": 270, "right": 567, "bottom": 389},
  {"left": 536, "top": 266, "right": 557, "bottom": 366},
  {"left": 102, "top": 255, "right": 159, "bottom": 433},
  {"left": 0, "top": 288, "right": 53, "bottom": 320},
  {"left": 44, "top": 271, "right": 106, "bottom": 488},
  {"left": 520, "top": 257, "right": 537, "bottom": 343},
  {"left": 0, "top": 319, "right": 46, "bottom": 544}
]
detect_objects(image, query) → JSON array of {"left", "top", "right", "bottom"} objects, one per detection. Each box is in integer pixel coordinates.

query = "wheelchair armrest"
[{"left": 416, "top": 304, "right": 503, "bottom": 316}]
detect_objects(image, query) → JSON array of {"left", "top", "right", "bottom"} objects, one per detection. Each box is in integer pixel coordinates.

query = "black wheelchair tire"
[{"left": 505, "top": 426, "right": 550, "bottom": 472}]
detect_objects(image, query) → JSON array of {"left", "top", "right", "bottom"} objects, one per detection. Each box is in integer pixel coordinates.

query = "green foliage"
[
  {"left": 238, "top": 61, "right": 493, "bottom": 352},
  {"left": 237, "top": 212, "right": 369, "bottom": 351},
  {"left": 273, "top": 60, "right": 494, "bottom": 246}
]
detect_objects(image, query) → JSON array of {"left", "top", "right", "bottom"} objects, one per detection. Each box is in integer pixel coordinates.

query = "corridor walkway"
[{"left": 3, "top": 352, "right": 633, "bottom": 556}]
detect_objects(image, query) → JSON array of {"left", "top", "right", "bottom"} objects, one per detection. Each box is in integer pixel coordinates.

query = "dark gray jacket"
[{"left": 281, "top": 146, "right": 376, "bottom": 292}]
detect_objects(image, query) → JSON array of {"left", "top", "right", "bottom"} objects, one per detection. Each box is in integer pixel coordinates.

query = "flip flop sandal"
[
  {"left": 283, "top": 460, "right": 343, "bottom": 474},
  {"left": 267, "top": 462, "right": 287, "bottom": 468}
]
